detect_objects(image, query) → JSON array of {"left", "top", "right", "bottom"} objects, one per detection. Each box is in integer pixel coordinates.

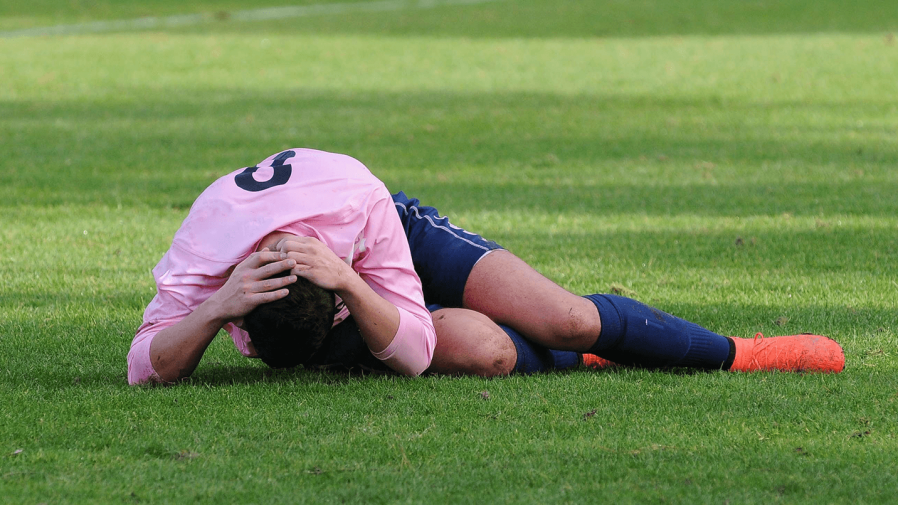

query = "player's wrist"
[
  {"left": 332, "top": 267, "right": 366, "bottom": 299},
  {"left": 197, "top": 294, "right": 236, "bottom": 328}
]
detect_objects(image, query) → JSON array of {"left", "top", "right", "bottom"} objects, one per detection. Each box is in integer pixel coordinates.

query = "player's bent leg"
[
  {"left": 462, "top": 250, "right": 602, "bottom": 351},
  {"left": 425, "top": 308, "right": 516, "bottom": 377}
]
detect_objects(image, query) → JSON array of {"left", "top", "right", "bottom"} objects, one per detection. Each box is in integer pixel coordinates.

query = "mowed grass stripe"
[{"left": 1, "top": 34, "right": 895, "bottom": 99}]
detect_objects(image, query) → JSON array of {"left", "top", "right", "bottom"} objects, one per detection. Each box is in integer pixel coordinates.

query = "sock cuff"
[
  {"left": 675, "top": 328, "right": 711, "bottom": 368},
  {"left": 549, "top": 350, "right": 580, "bottom": 370},
  {"left": 678, "top": 325, "right": 732, "bottom": 369},
  {"left": 502, "top": 325, "right": 580, "bottom": 373},
  {"left": 502, "top": 324, "right": 549, "bottom": 374},
  {"left": 583, "top": 294, "right": 624, "bottom": 353}
]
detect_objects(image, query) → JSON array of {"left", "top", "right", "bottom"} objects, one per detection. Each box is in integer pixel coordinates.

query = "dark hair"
[{"left": 243, "top": 273, "right": 336, "bottom": 369}]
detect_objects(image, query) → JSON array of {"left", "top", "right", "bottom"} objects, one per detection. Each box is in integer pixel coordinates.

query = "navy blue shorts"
[
  {"left": 305, "top": 192, "right": 504, "bottom": 371},
  {"left": 391, "top": 191, "right": 503, "bottom": 308}
]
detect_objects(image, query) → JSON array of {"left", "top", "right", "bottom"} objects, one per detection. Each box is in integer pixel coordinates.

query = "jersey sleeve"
[
  {"left": 127, "top": 246, "right": 234, "bottom": 385},
  {"left": 353, "top": 187, "right": 436, "bottom": 376}
]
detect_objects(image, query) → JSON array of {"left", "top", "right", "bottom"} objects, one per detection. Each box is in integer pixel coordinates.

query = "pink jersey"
[{"left": 128, "top": 149, "right": 436, "bottom": 384}]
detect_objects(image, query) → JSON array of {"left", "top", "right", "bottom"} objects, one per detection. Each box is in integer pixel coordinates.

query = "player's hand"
[
  {"left": 205, "top": 249, "right": 297, "bottom": 323},
  {"left": 276, "top": 237, "right": 356, "bottom": 292}
]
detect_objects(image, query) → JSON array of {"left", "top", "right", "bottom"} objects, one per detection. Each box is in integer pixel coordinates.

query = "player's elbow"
[
  {"left": 387, "top": 352, "right": 432, "bottom": 377},
  {"left": 127, "top": 365, "right": 160, "bottom": 386},
  {"left": 127, "top": 346, "right": 167, "bottom": 386},
  {"left": 372, "top": 319, "right": 436, "bottom": 377}
]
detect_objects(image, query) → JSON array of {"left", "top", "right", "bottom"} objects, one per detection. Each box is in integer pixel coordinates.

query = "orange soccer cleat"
[
  {"left": 729, "top": 333, "right": 845, "bottom": 373},
  {"left": 581, "top": 353, "right": 618, "bottom": 370}
]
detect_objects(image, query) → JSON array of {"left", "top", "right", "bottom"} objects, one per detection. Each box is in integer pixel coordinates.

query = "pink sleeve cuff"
[
  {"left": 127, "top": 320, "right": 180, "bottom": 385},
  {"left": 127, "top": 330, "right": 163, "bottom": 385},
  {"left": 370, "top": 307, "right": 435, "bottom": 376}
]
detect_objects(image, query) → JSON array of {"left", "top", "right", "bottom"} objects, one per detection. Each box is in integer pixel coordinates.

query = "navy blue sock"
[
  {"left": 583, "top": 294, "right": 731, "bottom": 369},
  {"left": 501, "top": 324, "right": 580, "bottom": 373}
]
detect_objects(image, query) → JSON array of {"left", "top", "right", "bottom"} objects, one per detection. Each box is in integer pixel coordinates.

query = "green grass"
[
  {"left": 2, "top": 0, "right": 897, "bottom": 35},
  {"left": 1, "top": 0, "right": 897, "bottom": 503}
]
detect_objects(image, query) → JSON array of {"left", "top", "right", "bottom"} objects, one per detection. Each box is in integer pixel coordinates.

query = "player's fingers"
[
  {"left": 285, "top": 250, "right": 320, "bottom": 267},
  {"left": 276, "top": 237, "right": 297, "bottom": 252},
  {"left": 290, "top": 264, "right": 315, "bottom": 277},
  {"left": 244, "top": 250, "right": 288, "bottom": 268},
  {"left": 252, "top": 288, "right": 290, "bottom": 304},
  {"left": 277, "top": 236, "right": 322, "bottom": 253},
  {"left": 253, "top": 274, "right": 297, "bottom": 293},
  {"left": 250, "top": 258, "right": 296, "bottom": 280},
  {"left": 286, "top": 243, "right": 332, "bottom": 259},
  {"left": 279, "top": 243, "right": 313, "bottom": 256}
]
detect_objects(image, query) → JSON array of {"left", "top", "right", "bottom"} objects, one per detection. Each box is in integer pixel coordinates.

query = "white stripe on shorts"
[{"left": 394, "top": 201, "right": 492, "bottom": 253}]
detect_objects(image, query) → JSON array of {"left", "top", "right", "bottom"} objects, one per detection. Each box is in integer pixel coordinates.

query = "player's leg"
[{"left": 464, "top": 250, "right": 844, "bottom": 372}]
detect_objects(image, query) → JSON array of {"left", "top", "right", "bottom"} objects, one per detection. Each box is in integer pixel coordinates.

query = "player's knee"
[
  {"left": 430, "top": 309, "right": 515, "bottom": 377},
  {"left": 478, "top": 326, "right": 516, "bottom": 377},
  {"left": 454, "top": 314, "right": 515, "bottom": 377}
]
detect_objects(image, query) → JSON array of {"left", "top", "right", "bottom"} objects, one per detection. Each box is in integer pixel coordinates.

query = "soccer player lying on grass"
[{"left": 128, "top": 149, "right": 844, "bottom": 385}]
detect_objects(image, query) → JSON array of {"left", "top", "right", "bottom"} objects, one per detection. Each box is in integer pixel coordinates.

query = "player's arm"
[
  {"left": 275, "top": 237, "right": 400, "bottom": 356},
  {"left": 142, "top": 251, "right": 297, "bottom": 383}
]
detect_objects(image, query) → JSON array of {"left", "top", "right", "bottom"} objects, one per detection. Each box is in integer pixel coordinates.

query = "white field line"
[{"left": 0, "top": 0, "right": 503, "bottom": 38}]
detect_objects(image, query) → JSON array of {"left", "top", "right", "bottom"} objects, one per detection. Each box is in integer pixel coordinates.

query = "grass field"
[{"left": 1, "top": 0, "right": 897, "bottom": 502}]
